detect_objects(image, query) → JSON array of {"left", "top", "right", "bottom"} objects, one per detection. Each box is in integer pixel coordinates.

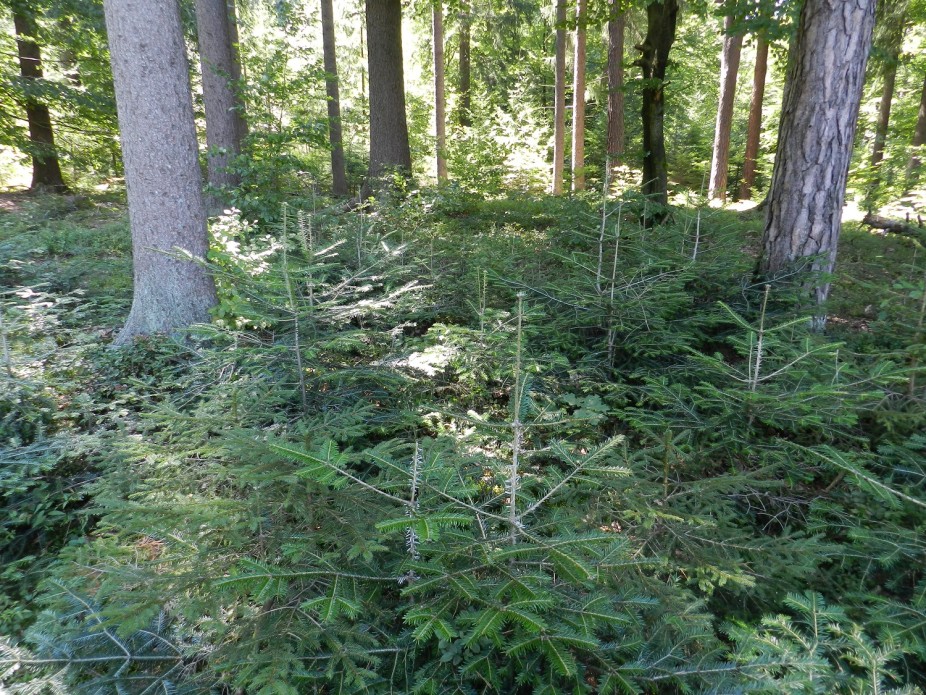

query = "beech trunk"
[
  {"left": 708, "top": 15, "right": 743, "bottom": 201},
  {"left": 571, "top": 0, "right": 587, "bottom": 191},
  {"left": 321, "top": 0, "right": 348, "bottom": 195},
  {"left": 552, "top": 0, "right": 566, "bottom": 194},
  {"left": 739, "top": 37, "right": 768, "bottom": 201},
  {"left": 433, "top": 1, "right": 448, "bottom": 182},
  {"left": 606, "top": 6, "right": 625, "bottom": 167}
]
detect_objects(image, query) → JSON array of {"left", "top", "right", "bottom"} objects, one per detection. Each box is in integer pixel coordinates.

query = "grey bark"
[
  {"left": 552, "top": 0, "right": 566, "bottom": 194},
  {"left": 195, "top": 0, "right": 247, "bottom": 200},
  {"left": 571, "top": 0, "right": 587, "bottom": 191},
  {"left": 104, "top": 0, "right": 217, "bottom": 345},
  {"left": 739, "top": 36, "right": 768, "bottom": 201},
  {"left": 433, "top": 1, "right": 447, "bottom": 182},
  {"left": 760, "top": 0, "right": 876, "bottom": 309},
  {"left": 708, "top": 14, "right": 743, "bottom": 201},
  {"left": 607, "top": 5, "right": 625, "bottom": 167},
  {"left": 321, "top": 0, "right": 348, "bottom": 195}
]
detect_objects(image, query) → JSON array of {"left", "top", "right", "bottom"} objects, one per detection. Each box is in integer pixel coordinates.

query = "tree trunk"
[
  {"left": 606, "top": 5, "right": 625, "bottom": 168},
  {"left": 708, "top": 14, "right": 743, "bottom": 202},
  {"left": 871, "top": 51, "right": 900, "bottom": 170},
  {"left": 103, "top": 0, "right": 217, "bottom": 345},
  {"left": 552, "top": 0, "right": 566, "bottom": 194},
  {"left": 321, "top": 0, "right": 348, "bottom": 195},
  {"left": 739, "top": 36, "right": 768, "bottom": 201},
  {"left": 760, "top": 0, "right": 876, "bottom": 310},
  {"left": 13, "top": 8, "right": 67, "bottom": 192},
  {"left": 458, "top": 0, "right": 472, "bottom": 127},
  {"left": 907, "top": 71, "right": 926, "bottom": 186},
  {"left": 365, "top": 0, "right": 412, "bottom": 186},
  {"left": 195, "top": 0, "right": 247, "bottom": 202},
  {"left": 571, "top": 0, "right": 587, "bottom": 191},
  {"left": 638, "top": 0, "right": 679, "bottom": 221},
  {"left": 433, "top": 1, "right": 448, "bottom": 182}
]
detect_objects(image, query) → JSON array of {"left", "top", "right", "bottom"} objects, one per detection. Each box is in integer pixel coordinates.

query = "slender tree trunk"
[
  {"left": 906, "top": 72, "right": 926, "bottom": 186},
  {"left": 571, "top": 0, "right": 587, "bottom": 191},
  {"left": 760, "top": 0, "right": 876, "bottom": 310},
  {"left": 458, "top": 0, "right": 472, "bottom": 127},
  {"left": 638, "top": 0, "right": 679, "bottom": 221},
  {"left": 321, "top": 0, "right": 348, "bottom": 195},
  {"left": 871, "top": 52, "right": 900, "bottom": 170},
  {"left": 607, "top": 5, "right": 625, "bottom": 168},
  {"left": 104, "top": 0, "right": 217, "bottom": 345},
  {"left": 739, "top": 36, "right": 768, "bottom": 201},
  {"left": 433, "top": 1, "right": 448, "bottom": 182},
  {"left": 195, "top": 0, "right": 247, "bottom": 202},
  {"left": 708, "top": 14, "right": 743, "bottom": 201},
  {"left": 552, "top": 0, "right": 566, "bottom": 194},
  {"left": 13, "top": 8, "right": 67, "bottom": 192},
  {"left": 365, "top": 0, "right": 412, "bottom": 186}
]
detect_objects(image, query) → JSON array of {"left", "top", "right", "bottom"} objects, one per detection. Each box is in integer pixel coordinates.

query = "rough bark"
[
  {"left": 760, "top": 0, "right": 876, "bottom": 309},
  {"left": 195, "top": 0, "right": 247, "bottom": 200},
  {"left": 708, "top": 14, "right": 743, "bottom": 201},
  {"left": 365, "top": 0, "right": 412, "bottom": 185},
  {"left": 104, "top": 0, "right": 217, "bottom": 345},
  {"left": 321, "top": 0, "right": 348, "bottom": 195},
  {"left": 606, "top": 5, "right": 625, "bottom": 167},
  {"left": 433, "top": 1, "right": 448, "bottom": 182},
  {"left": 638, "top": 0, "right": 679, "bottom": 220},
  {"left": 739, "top": 36, "right": 768, "bottom": 201},
  {"left": 571, "top": 0, "right": 587, "bottom": 191},
  {"left": 13, "top": 8, "right": 67, "bottom": 192},
  {"left": 907, "top": 71, "right": 926, "bottom": 185},
  {"left": 552, "top": 0, "right": 567, "bottom": 194},
  {"left": 458, "top": 0, "right": 472, "bottom": 127}
]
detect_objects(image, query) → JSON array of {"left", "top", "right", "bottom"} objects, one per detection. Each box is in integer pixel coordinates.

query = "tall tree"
[
  {"left": 552, "top": 0, "right": 566, "bottom": 194},
  {"left": 738, "top": 36, "right": 768, "bottom": 201},
  {"left": 571, "top": 0, "right": 587, "bottom": 191},
  {"left": 433, "top": 0, "right": 447, "bottom": 182},
  {"left": 103, "top": 0, "right": 217, "bottom": 345},
  {"left": 12, "top": 3, "right": 67, "bottom": 192},
  {"left": 907, "top": 71, "right": 926, "bottom": 186},
  {"left": 458, "top": 0, "right": 472, "bottom": 127},
  {"left": 365, "top": 0, "right": 412, "bottom": 186},
  {"left": 869, "top": 3, "right": 907, "bottom": 196},
  {"left": 195, "top": 0, "right": 247, "bottom": 202},
  {"left": 321, "top": 0, "right": 348, "bottom": 195},
  {"left": 708, "top": 13, "right": 743, "bottom": 201},
  {"left": 637, "top": 0, "right": 679, "bottom": 221},
  {"left": 760, "top": 0, "right": 876, "bottom": 310},
  {"left": 607, "top": 1, "right": 625, "bottom": 170}
]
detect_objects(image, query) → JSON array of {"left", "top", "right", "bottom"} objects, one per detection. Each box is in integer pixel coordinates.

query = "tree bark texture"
[
  {"left": 321, "top": 0, "right": 348, "bottom": 195},
  {"left": 104, "top": 0, "right": 217, "bottom": 345},
  {"left": 571, "top": 0, "right": 587, "bottom": 191},
  {"left": 638, "top": 0, "right": 679, "bottom": 217},
  {"left": 708, "top": 15, "right": 743, "bottom": 201},
  {"left": 760, "top": 0, "right": 876, "bottom": 308},
  {"left": 907, "top": 71, "right": 926, "bottom": 185},
  {"left": 433, "top": 1, "right": 448, "bottom": 182},
  {"left": 552, "top": 0, "right": 567, "bottom": 194},
  {"left": 365, "top": 0, "right": 412, "bottom": 185},
  {"left": 607, "top": 6, "right": 625, "bottom": 166},
  {"left": 195, "top": 0, "right": 247, "bottom": 198},
  {"left": 739, "top": 36, "right": 768, "bottom": 201},
  {"left": 13, "top": 8, "right": 67, "bottom": 192},
  {"left": 458, "top": 0, "right": 472, "bottom": 127}
]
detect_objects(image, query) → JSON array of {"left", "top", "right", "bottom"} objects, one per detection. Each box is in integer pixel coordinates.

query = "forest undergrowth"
[{"left": 1, "top": 187, "right": 925, "bottom": 693}]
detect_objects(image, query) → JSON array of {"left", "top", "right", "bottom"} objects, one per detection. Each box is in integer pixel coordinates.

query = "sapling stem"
[
  {"left": 908, "top": 268, "right": 926, "bottom": 397},
  {"left": 281, "top": 205, "right": 308, "bottom": 411},
  {"left": 0, "top": 303, "right": 11, "bottom": 377},
  {"left": 508, "top": 293, "right": 525, "bottom": 545},
  {"left": 691, "top": 208, "right": 701, "bottom": 261},
  {"left": 607, "top": 204, "right": 622, "bottom": 366}
]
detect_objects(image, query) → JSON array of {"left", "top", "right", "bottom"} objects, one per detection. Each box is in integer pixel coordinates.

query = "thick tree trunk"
[
  {"left": 13, "top": 8, "right": 67, "bottom": 192},
  {"left": 638, "top": 0, "right": 679, "bottom": 221},
  {"left": 104, "top": 0, "right": 217, "bottom": 345},
  {"left": 321, "top": 0, "right": 348, "bottom": 195},
  {"left": 552, "top": 0, "right": 566, "bottom": 194},
  {"left": 760, "top": 0, "right": 876, "bottom": 309},
  {"left": 433, "top": 1, "right": 447, "bottom": 182},
  {"left": 571, "top": 0, "right": 587, "bottom": 191},
  {"left": 907, "top": 72, "right": 926, "bottom": 185},
  {"left": 739, "top": 36, "right": 768, "bottom": 201},
  {"left": 458, "top": 0, "right": 472, "bottom": 127},
  {"left": 708, "top": 15, "right": 743, "bottom": 201},
  {"left": 607, "top": 5, "right": 625, "bottom": 168},
  {"left": 365, "top": 0, "right": 412, "bottom": 186},
  {"left": 195, "top": 0, "right": 247, "bottom": 201}
]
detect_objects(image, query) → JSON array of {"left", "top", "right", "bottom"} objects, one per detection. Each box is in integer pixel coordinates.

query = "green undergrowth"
[{"left": 0, "top": 189, "right": 924, "bottom": 693}]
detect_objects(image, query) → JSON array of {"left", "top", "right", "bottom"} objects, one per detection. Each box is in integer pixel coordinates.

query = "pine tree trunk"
[
  {"left": 433, "top": 1, "right": 448, "bottom": 182},
  {"left": 906, "top": 72, "right": 926, "bottom": 186},
  {"left": 708, "top": 15, "right": 743, "bottom": 201},
  {"left": 739, "top": 37, "right": 768, "bottom": 201},
  {"left": 571, "top": 0, "right": 587, "bottom": 191},
  {"left": 760, "top": 0, "right": 876, "bottom": 309},
  {"left": 606, "top": 5, "right": 625, "bottom": 168},
  {"left": 552, "top": 0, "right": 566, "bottom": 195},
  {"left": 365, "top": 0, "right": 412, "bottom": 186},
  {"left": 321, "top": 0, "right": 348, "bottom": 195},
  {"left": 13, "top": 8, "right": 67, "bottom": 192},
  {"left": 458, "top": 0, "right": 472, "bottom": 127},
  {"left": 104, "top": 0, "right": 217, "bottom": 345},
  {"left": 871, "top": 52, "right": 899, "bottom": 170},
  {"left": 638, "top": 0, "right": 679, "bottom": 220},
  {"left": 195, "top": 0, "right": 247, "bottom": 202}
]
